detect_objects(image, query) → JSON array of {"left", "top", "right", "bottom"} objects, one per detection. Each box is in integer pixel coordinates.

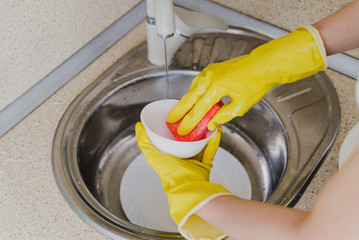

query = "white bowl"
[{"left": 140, "top": 99, "right": 218, "bottom": 158}]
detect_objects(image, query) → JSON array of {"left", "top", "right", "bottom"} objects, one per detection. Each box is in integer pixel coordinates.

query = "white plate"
[
  {"left": 339, "top": 121, "right": 359, "bottom": 169},
  {"left": 120, "top": 147, "right": 252, "bottom": 232},
  {"left": 339, "top": 79, "right": 359, "bottom": 168}
]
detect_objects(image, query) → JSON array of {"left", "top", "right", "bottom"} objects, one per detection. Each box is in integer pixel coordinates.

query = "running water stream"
[{"left": 164, "top": 39, "right": 169, "bottom": 99}]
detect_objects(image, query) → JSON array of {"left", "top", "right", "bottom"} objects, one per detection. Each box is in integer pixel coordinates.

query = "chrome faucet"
[{"left": 146, "top": 0, "right": 228, "bottom": 65}]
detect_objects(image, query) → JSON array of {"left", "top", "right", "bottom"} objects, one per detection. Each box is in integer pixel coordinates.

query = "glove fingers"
[
  {"left": 167, "top": 76, "right": 204, "bottom": 123},
  {"left": 208, "top": 100, "right": 246, "bottom": 129},
  {"left": 177, "top": 88, "right": 225, "bottom": 136},
  {"left": 136, "top": 122, "right": 176, "bottom": 177},
  {"left": 202, "top": 126, "right": 222, "bottom": 168},
  {"left": 135, "top": 122, "right": 157, "bottom": 155}
]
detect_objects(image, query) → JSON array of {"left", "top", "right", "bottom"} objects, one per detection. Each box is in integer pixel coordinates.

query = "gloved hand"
[
  {"left": 167, "top": 25, "right": 328, "bottom": 135},
  {"left": 135, "top": 122, "right": 233, "bottom": 240}
]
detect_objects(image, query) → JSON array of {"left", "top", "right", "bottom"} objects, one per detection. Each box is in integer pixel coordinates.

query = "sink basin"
[{"left": 52, "top": 27, "right": 340, "bottom": 239}]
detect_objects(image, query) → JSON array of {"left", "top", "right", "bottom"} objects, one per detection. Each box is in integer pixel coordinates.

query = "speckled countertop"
[{"left": 1, "top": 1, "right": 358, "bottom": 239}]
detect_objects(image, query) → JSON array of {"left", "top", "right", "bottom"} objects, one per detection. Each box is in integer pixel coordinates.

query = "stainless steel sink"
[{"left": 52, "top": 27, "right": 340, "bottom": 239}]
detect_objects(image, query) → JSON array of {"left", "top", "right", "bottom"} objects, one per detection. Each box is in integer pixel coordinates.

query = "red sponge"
[{"left": 166, "top": 101, "right": 224, "bottom": 142}]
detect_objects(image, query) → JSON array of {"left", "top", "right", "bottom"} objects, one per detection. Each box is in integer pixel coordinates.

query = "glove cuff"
[
  {"left": 178, "top": 192, "right": 236, "bottom": 240},
  {"left": 298, "top": 25, "right": 328, "bottom": 69}
]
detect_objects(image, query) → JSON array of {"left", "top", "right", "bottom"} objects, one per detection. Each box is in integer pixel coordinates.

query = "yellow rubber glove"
[
  {"left": 135, "top": 122, "right": 234, "bottom": 240},
  {"left": 167, "top": 25, "right": 328, "bottom": 135}
]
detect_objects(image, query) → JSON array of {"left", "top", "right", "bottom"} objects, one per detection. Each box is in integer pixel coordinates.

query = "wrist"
[{"left": 298, "top": 25, "right": 328, "bottom": 68}]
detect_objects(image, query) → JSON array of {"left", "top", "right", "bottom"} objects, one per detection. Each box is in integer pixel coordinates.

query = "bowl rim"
[{"left": 140, "top": 99, "right": 218, "bottom": 145}]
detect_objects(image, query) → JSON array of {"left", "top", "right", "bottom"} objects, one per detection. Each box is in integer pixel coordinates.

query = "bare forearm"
[
  {"left": 196, "top": 148, "right": 359, "bottom": 240},
  {"left": 313, "top": 0, "right": 359, "bottom": 55},
  {"left": 195, "top": 195, "right": 308, "bottom": 240}
]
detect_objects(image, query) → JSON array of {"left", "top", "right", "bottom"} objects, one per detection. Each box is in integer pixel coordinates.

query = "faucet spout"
[
  {"left": 153, "top": 0, "right": 175, "bottom": 39},
  {"left": 146, "top": 0, "right": 228, "bottom": 65}
]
